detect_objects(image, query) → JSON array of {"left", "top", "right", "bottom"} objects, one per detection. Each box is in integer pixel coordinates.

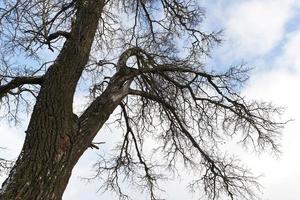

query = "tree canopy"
[{"left": 0, "top": 1, "right": 285, "bottom": 200}]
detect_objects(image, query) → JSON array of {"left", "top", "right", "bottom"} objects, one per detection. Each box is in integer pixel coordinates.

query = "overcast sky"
[{"left": 1, "top": 0, "right": 300, "bottom": 200}]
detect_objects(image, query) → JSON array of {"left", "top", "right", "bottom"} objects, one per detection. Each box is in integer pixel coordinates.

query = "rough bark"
[{"left": 0, "top": 1, "right": 123, "bottom": 199}]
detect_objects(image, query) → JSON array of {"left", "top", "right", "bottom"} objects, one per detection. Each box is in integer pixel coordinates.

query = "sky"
[{"left": 1, "top": 0, "right": 300, "bottom": 199}]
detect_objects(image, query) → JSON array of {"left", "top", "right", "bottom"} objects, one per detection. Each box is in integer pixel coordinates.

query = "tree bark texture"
[{"left": 0, "top": 1, "right": 126, "bottom": 199}]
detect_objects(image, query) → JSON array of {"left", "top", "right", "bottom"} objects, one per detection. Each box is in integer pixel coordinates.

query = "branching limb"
[
  {"left": 83, "top": 45, "right": 284, "bottom": 199},
  {"left": 76, "top": 70, "right": 134, "bottom": 152},
  {"left": 87, "top": 102, "right": 164, "bottom": 200},
  {"left": 0, "top": 76, "right": 43, "bottom": 100},
  {"left": 128, "top": 89, "right": 260, "bottom": 200},
  {"left": 120, "top": 102, "right": 160, "bottom": 199}
]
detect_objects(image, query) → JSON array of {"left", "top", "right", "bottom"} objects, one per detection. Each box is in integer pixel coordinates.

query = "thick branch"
[
  {"left": 0, "top": 76, "right": 43, "bottom": 99},
  {"left": 76, "top": 72, "right": 133, "bottom": 150},
  {"left": 46, "top": 31, "right": 71, "bottom": 51},
  {"left": 46, "top": 31, "right": 71, "bottom": 42},
  {"left": 116, "top": 47, "right": 149, "bottom": 70}
]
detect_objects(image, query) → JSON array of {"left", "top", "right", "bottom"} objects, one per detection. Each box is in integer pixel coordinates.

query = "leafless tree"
[{"left": 0, "top": 0, "right": 285, "bottom": 200}]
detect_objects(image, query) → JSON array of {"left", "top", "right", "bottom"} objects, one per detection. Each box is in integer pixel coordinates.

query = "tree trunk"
[
  {"left": 0, "top": 1, "right": 125, "bottom": 199},
  {"left": 0, "top": 76, "right": 130, "bottom": 200}
]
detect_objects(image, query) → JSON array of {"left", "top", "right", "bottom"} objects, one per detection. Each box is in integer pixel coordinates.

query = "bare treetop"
[{"left": 0, "top": 1, "right": 286, "bottom": 200}]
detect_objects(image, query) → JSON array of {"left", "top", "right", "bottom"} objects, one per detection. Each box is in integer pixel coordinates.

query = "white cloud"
[
  {"left": 242, "top": 65, "right": 300, "bottom": 200},
  {"left": 276, "top": 30, "right": 300, "bottom": 72},
  {"left": 226, "top": 0, "right": 294, "bottom": 55},
  {"left": 204, "top": 0, "right": 300, "bottom": 63}
]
